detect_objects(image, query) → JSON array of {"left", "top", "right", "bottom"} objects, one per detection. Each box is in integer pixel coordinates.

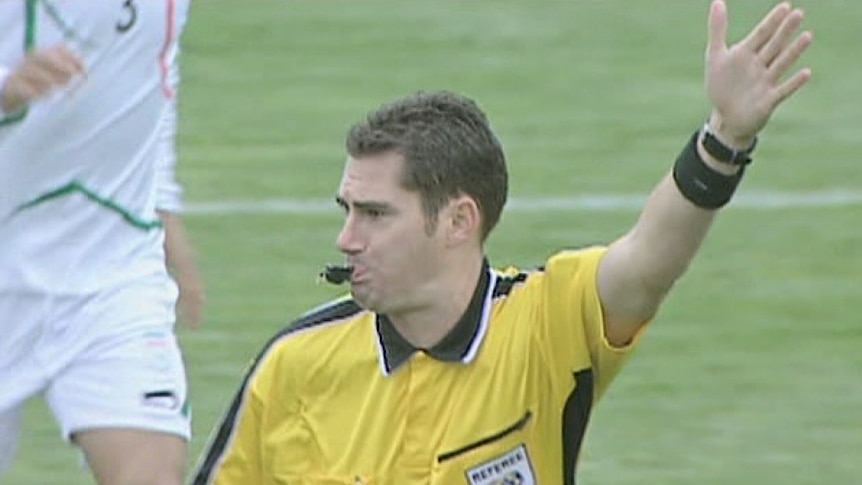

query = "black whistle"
[{"left": 319, "top": 264, "right": 353, "bottom": 285}]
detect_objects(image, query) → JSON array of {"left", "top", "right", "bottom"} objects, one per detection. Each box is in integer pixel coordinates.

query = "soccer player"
[
  {"left": 193, "top": 1, "right": 812, "bottom": 484},
  {"left": 0, "top": 1, "right": 195, "bottom": 484}
]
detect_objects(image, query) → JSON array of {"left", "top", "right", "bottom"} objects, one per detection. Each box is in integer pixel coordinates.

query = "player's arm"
[
  {"left": 0, "top": 46, "right": 85, "bottom": 117},
  {"left": 156, "top": 88, "right": 205, "bottom": 329},
  {"left": 157, "top": 1, "right": 205, "bottom": 329},
  {"left": 160, "top": 210, "right": 205, "bottom": 328},
  {"left": 596, "top": 0, "right": 812, "bottom": 346}
]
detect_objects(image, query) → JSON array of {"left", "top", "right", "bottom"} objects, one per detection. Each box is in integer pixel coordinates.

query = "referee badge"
[{"left": 466, "top": 444, "right": 536, "bottom": 485}]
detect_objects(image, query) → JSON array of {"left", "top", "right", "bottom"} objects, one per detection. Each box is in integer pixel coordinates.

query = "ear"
[{"left": 444, "top": 195, "right": 481, "bottom": 247}]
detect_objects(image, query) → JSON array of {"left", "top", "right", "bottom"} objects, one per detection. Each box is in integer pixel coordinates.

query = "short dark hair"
[{"left": 345, "top": 91, "right": 508, "bottom": 242}]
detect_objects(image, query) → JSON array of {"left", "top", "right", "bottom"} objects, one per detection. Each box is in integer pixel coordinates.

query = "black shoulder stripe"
[
  {"left": 255, "top": 298, "right": 365, "bottom": 363},
  {"left": 287, "top": 298, "right": 365, "bottom": 334},
  {"left": 492, "top": 270, "right": 533, "bottom": 298},
  {"left": 191, "top": 298, "right": 364, "bottom": 484}
]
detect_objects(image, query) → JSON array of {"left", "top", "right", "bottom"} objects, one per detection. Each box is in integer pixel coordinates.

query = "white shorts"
[{"left": 0, "top": 276, "right": 190, "bottom": 472}]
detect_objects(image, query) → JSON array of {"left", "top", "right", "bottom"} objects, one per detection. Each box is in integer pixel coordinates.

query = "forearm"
[
  {"left": 160, "top": 210, "right": 205, "bottom": 328},
  {"left": 616, "top": 173, "right": 718, "bottom": 296},
  {"left": 620, "top": 121, "right": 745, "bottom": 294},
  {"left": 161, "top": 211, "right": 193, "bottom": 271},
  {"left": 598, "top": 126, "right": 744, "bottom": 340}
]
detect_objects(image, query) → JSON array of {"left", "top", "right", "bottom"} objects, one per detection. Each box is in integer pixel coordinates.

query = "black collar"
[{"left": 375, "top": 259, "right": 494, "bottom": 375}]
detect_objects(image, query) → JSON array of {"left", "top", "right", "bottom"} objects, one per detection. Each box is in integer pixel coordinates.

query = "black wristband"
[{"left": 672, "top": 130, "right": 745, "bottom": 209}]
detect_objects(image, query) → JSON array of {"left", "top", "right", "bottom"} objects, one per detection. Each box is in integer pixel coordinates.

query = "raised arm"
[{"left": 597, "top": 0, "right": 813, "bottom": 346}]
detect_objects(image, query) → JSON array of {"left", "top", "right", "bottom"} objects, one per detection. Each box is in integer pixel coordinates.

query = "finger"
[
  {"left": 741, "top": 2, "right": 792, "bottom": 52},
  {"left": 759, "top": 8, "right": 805, "bottom": 66},
  {"left": 30, "top": 47, "right": 86, "bottom": 84},
  {"left": 28, "top": 58, "right": 76, "bottom": 87},
  {"left": 3, "top": 77, "right": 41, "bottom": 107},
  {"left": 772, "top": 67, "right": 812, "bottom": 108},
  {"left": 768, "top": 30, "right": 813, "bottom": 81},
  {"left": 707, "top": 0, "right": 728, "bottom": 56},
  {"left": 53, "top": 45, "right": 86, "bottom": 75},
  {"left": 17, "top": 66, "right": 59, "bottom": 97}
]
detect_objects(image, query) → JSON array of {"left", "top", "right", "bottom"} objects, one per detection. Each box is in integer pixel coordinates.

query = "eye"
[{"left": 366, "top": 207, "right": 385, "bottom": 219}]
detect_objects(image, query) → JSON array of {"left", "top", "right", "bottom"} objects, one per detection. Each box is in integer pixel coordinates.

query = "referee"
[{"left": 193, "top": 1, "right": 812, "bottom": 483}]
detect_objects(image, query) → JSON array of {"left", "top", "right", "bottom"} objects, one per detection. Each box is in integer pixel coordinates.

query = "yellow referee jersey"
[{"left": 194, "top": 246, "right": 647, "bottom": 485}]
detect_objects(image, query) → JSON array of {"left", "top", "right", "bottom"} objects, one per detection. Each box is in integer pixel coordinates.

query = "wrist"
[
  {"left": 700, "top": 114, "right": 758, "bottom": 169},
  {"left": 706, "top": 112, "right": 756, "bottom": 151},
  {"left": 697, "top": 130, "right": 743, "bottom": 175}
]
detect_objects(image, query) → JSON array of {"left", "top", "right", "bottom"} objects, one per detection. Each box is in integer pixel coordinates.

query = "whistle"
[{"left": 319, "top": 264, "right": 353, "bottom": 285}]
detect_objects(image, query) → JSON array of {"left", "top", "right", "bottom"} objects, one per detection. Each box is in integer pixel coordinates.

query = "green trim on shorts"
[
  {"left": 181, "top": 398, "right": 191, "bottom": 420},
  {"left": 14, "top": 180, "right": 164, "bottom": 231}
]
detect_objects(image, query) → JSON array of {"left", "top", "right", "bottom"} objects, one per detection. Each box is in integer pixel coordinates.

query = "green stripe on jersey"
[{"left": 14, "top": 180, "right": 163, "bottom": 231}]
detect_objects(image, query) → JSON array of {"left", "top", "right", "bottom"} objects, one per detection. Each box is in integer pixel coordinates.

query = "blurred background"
[{"left": 8, "top": 1, "right": 861, "bottom": 483}]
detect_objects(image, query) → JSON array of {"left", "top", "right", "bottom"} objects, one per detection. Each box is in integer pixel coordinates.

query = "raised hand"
[
  {"left": 705, "top": 0, "right": 813, "bottom": 148},
  {"left": 1, "top": 45, "right": 86, "bottom": 115}
]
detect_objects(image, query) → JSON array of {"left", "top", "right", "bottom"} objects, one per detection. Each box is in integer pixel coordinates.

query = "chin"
[{"left": 350, "top": 288, "right": 376, "bottom": 311}]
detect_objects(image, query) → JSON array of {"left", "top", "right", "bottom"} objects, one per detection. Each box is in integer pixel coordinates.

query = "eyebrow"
[{"left": 334, "top": 196, "right": 392, "bottom": 213}]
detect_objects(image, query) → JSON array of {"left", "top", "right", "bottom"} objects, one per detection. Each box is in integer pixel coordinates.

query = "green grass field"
[{"left": 8, "top": 1, "right": 861, "bottom": 483}]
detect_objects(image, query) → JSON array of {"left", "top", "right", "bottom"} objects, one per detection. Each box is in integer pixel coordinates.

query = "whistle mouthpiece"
[{"left": 319, "top": 264, "right": 353, "bottom": 285}]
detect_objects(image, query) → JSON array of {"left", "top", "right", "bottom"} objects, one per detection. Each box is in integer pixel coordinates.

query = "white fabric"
[
  {"left": 0, "top": 1, "right": 192, "bottom": 475},
  {"left": 0, "top": 280, "right": 189, "bottom": 445},
  {"left": 0, "top": 0, "right": 190, "bottom": 294}
]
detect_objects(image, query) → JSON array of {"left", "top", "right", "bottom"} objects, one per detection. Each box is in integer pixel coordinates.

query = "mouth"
[{"left": 348, "top": 265, "right": 366, "bottom": 284}]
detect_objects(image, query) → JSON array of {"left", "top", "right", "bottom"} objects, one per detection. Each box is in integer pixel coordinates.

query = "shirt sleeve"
[
  {"left": 154, "top": 99, "right": 183, "bottom": 213},
  {"left": 195, "top": 357, "right": 269, "bottom": 485},
  {"left": 540, "top": 246, "right": 650, "bottom": 401},
  {"left": 198, "top": 330, "right": 307, "bottom": 485},
  {"left": 210, "top": 386, "right": 265, "bottom": 485},
  {"left": 155, "top": 1, "right": 188, "bottom": 213}
]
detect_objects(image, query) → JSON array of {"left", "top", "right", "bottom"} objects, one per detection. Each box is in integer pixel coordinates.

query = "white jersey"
[{"left": 0, "top": 0, "right": 190, "bottom": 294}]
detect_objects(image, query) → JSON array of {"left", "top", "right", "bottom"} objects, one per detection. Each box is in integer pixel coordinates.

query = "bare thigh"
[{"left": 74, "top": 428, "right": 186, "bottom": 485}]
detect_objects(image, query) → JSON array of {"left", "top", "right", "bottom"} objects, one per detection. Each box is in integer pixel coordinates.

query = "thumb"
[{"left": 707, "top": 0, "right": 728, "bottom": 56}]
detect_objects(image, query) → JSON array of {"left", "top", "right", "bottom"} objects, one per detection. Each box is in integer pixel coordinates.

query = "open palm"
[{"left": 705, "top": 1, "right": 813, "bottom": 146}]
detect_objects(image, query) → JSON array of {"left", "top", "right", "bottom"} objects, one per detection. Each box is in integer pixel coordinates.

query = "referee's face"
[{"left": 336, "top": 153, "right": 447, "bottom": 313}]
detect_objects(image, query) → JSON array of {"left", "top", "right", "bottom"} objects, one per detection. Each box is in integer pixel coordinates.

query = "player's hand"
[
  {"left": 704, "top": 0, "right": 813, "bottom": 148},
  {"left": 1, "top": 45, "right": 86, "bottom": 114}
]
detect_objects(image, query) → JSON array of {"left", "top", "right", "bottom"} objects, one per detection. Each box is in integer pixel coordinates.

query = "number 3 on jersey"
[{"left": 116, "top": 0, "right": 137, "bottom": 33}]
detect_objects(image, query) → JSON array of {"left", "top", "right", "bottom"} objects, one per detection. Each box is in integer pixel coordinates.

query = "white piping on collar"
[
  {"left": 460, "top": 269, "right": 497, "bottom": 364},
  {"left": 374, "top": 267, "right": 497, "bottom": 376}
]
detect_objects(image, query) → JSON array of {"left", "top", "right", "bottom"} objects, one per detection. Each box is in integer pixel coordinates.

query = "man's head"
[
  {"left": 336, "top": 91, "right": 508, "bottom": 313},
  {"left": 345, "top": 90, "right": 508, "bottom": 242}
]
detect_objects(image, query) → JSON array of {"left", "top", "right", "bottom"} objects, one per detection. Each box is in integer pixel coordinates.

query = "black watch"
[{"left": 701, "top": 123, "right": 757, "bottom": 166}]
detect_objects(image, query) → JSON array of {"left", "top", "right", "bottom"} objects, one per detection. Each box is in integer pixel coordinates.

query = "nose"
[{"left": 336, "top": 215, "right": 362, "bottom": 254}]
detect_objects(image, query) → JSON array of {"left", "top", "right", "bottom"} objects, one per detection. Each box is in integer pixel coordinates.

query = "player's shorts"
[{"left": 0, "top": 275, "right": 190, "bottom": 472}]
